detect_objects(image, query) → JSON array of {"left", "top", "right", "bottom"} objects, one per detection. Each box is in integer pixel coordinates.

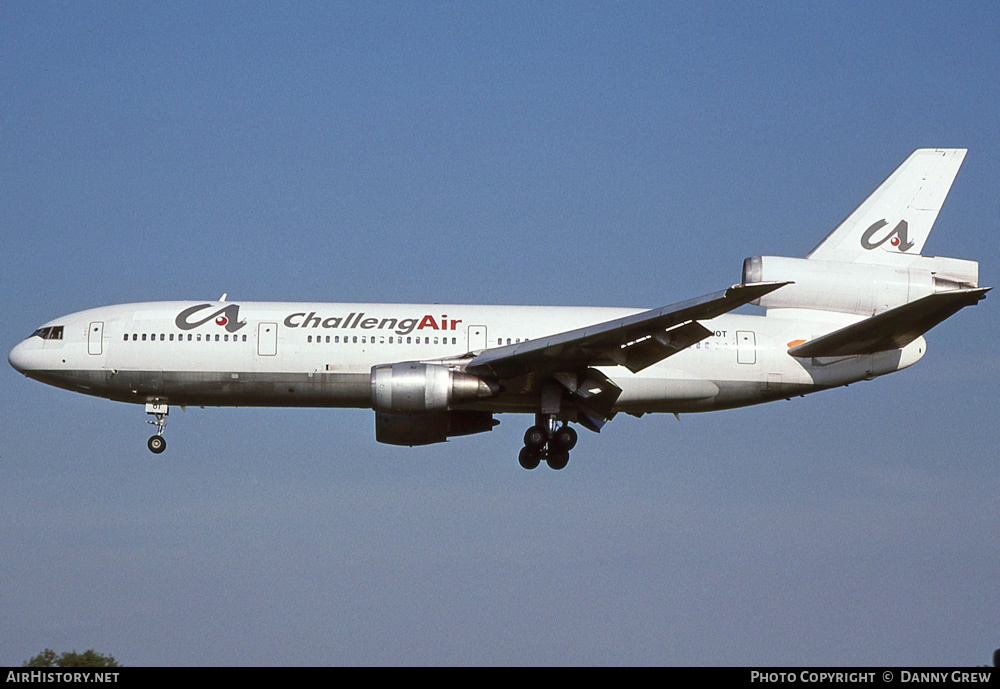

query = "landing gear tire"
[
  {"left": 147, "top": 435, "right": 166, "bottom": 454},
  {"left": 518, "top": 447, "right": 541, "bottom": 470},
  {"left": 547, "top": 452, "right": 570, "bottom": 471},
  {"left": 145, "top": 403, "right": 169, "bottom": 454},
  {"left": 552, "top": 425, "right": 578, "bottom": 452},
  {"left": 520, "top": 417, "right": 578, "bottom": 470},
  {"left": 523, "top": 426, "right": 548, "bottom": 449}
]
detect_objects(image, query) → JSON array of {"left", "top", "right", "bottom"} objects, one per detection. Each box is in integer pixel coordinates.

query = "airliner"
[{"left": 9, "top": 149, "right": 988, "bottom": 469}]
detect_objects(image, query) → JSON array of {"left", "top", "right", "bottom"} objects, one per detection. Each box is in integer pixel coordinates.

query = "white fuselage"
[{"left": 8, "top": 299, "right": 924, "bottom": 416}]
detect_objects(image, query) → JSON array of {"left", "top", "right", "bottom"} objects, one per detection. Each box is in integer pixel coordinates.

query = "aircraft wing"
[
  {"left": 466, "top": 281, "right": 788, "bottom": 379},
  {"left": 788, "top": 287, "right": 989, "bottom": 358}
]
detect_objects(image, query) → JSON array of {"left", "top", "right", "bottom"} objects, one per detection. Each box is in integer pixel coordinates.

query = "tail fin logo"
[
  {"left": 860, "top": 219, "right": 914, "bottom": 252},
  {"left": 175, "top": 303, "right": 247, "bottom": 332}
]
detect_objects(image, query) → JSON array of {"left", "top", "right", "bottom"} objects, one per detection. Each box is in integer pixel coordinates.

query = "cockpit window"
[{"left": 30, "top": 326, "right": 64, "bottom": 340}]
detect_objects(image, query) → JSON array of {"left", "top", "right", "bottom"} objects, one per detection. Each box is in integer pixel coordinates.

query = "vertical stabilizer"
[{"left": 807, "top": 148, "right": 966, "bottom": 264}]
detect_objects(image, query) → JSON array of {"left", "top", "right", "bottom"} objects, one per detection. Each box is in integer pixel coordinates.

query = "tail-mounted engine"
[{"left": 743, "top": 255, "right": 978, "bottom": 316}]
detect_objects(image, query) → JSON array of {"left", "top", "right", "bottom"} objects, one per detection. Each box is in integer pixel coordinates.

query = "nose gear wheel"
[{"left": 144, "top": 402, "right": 169, "bottom": 454}]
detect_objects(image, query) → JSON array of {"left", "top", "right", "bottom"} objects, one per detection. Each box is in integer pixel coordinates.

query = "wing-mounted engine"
[
  {"left": 371, "top": 362, "right": 498, "bottom": 413},
  {"left": 743, "top": 255, "right": 978, "bottom": 316},
  {"left": 370, "top": 362, "right": 500, "bottom": 446}
]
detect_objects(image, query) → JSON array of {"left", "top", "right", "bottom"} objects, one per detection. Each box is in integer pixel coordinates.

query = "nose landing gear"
[
  {"left": 145, "top": 402, "right": 169, "bottom": 454},
  {"left": 518, "top": 414, "right": 578, "bottom": 470}
]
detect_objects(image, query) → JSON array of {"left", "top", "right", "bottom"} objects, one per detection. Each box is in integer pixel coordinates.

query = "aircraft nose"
[{"left": 8, "top": 340, "right": 36, "bottom": 374}]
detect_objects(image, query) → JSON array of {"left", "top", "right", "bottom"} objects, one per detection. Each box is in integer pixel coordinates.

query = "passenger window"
[
  {"left": 142, "top": 334, "right": 147, "bottom": 341},
  {"left": 132, "top": 334, "right": 138, "bottom": 341},
  {"left": 196, "top": 334, "right": 201, "bottom": 341}
]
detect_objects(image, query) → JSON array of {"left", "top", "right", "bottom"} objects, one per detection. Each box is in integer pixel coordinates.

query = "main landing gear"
[
  {"left": 145, "top": 402, "right": 169, "bottom": 454},
  {"left": 518, "top": 414, "right": 578, "bottom": 470}
]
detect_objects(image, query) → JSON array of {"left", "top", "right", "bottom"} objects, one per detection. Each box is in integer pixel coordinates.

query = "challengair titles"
[{"left": 282, "top": 312, "right": 463, "bottom": 337}]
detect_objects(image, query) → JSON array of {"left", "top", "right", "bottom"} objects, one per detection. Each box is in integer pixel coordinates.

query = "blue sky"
[{"left": 2, "top": 1, "right": 998, "bottom": 666}]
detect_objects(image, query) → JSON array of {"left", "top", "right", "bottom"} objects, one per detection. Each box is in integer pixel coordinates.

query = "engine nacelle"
[
  {"left": 371, "top": 362, "right": 497, "bottom": 414},
  {"left": 375, "top": 410, "right": 498, "bottom": 446},
  {"left": 743, "top": 255, "right": 978, "bottom": 316}
]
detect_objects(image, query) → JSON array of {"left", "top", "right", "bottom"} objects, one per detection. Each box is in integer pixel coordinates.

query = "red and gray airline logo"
[
  {"left": 860, "top": 219, "right": 914, "bottom": 252},
  {"left": 175, "top": 304, "right": 247, "bottom": 332}
]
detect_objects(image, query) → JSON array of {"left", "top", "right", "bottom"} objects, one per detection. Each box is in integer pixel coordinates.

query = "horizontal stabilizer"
[{"left": 788, "top": 288, "right": 989, "bottom": 358}]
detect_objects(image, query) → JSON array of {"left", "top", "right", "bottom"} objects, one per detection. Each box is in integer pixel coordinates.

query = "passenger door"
[
  {"left": 88, "top": 321, "right": 104, "bottom": 355},
  {"left": 257, "top": 322, "right": 277, "bottom": 356}
]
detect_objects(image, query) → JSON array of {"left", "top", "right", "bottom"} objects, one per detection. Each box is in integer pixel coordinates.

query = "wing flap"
[
  {"left": 788, "top": 287, "right": 989, "bottom": 358},
  {"left": 611, "top": 321, "right": 714, "bottom": 373}
]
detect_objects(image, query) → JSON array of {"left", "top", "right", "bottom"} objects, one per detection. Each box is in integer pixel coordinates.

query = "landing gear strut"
[
  {"left": 519, "top": 414, "right": 578, "bottom": 470},
  {"left": 145, "top": 402, "right": 169, "bottom": 454}
]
